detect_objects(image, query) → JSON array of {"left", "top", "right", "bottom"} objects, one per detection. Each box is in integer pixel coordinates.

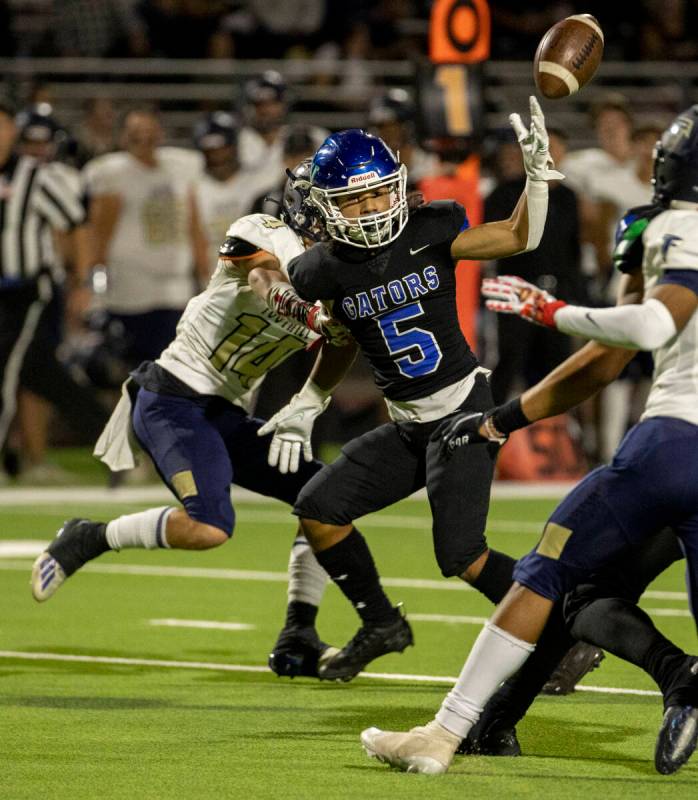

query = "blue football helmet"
[
  {"left": 309, "top": 128, "right": 408, "bottom": 249},
  {"left": 652, "top": 105, "right": 698, "bottom": 208}
]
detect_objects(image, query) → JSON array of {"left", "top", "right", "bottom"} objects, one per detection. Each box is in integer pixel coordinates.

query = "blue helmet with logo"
[
  {"left": 309, "top": 128, "right": 408, "bottom": 248},
  {"left": 652, "top": 105, "right": 698, "bottom": 208}
]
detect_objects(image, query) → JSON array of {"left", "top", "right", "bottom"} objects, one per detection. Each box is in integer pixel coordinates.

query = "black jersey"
[{"left": 287, "top": 200, "right": 479, "bottom": 402}]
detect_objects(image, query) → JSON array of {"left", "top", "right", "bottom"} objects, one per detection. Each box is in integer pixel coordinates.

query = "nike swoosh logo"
[
  {"left": 409, "top": 244, "right": 430, "bottom": 255},
  {"left": 585, "top": 312, "right": 601, "bottom": 328}
]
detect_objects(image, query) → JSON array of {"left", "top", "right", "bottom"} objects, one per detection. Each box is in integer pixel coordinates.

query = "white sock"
[
  {"left": 106, "top": 506, "right": 175, "bottom": 550},
  {"left": 435, "top": 621, "right": 535, "bottom": 738},
  {"left": 287, "top": 534, "right": 328, "bottom": 606}
]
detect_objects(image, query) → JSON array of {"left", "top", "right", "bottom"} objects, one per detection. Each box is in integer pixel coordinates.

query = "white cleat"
[
  {"left": 361, "top": 721, "right": 460, "bottom": 775},
  {"left": 30, "top": 551, "right": 67, "bottom": 602}
]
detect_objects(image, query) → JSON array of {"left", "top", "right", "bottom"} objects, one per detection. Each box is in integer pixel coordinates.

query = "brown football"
[{"left": 534, "top": 14, "right": 604, "bottom": 99}]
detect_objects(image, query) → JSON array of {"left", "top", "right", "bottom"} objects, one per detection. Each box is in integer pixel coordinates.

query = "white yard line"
[
  {"left": 0, "top": 481, "right": 575, "bottom": 506},
  {"left": 0, "top": 557, "right": 690, "bottom": 602},
  {"left": 643, "top": 607, "right": 693, "bottom": 617},
  {"left": 149, "top": 618, "right": 255, "bottom": 631},
  {"left": 409, "top": 613, "right": 489, "bottom": 624},
  {"left": 0, "top": 650, "right": 661, "bottom": 697}
]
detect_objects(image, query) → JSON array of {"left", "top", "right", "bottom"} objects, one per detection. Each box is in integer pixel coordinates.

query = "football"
[{"left": 533, "top": 14, "right": 604, "bottom": 99}]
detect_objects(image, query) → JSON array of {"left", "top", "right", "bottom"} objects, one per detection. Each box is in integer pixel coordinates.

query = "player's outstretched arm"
[
  {"left": 248, "top": 265, "right": 350, "bottom": 346},
  {"left": 438, "top": 272, "right": 643, "bottom": 453},
  {"left": 484, "top": 271, "right": 698, "bottom": 350},
  {"left": 257, "top": 338, "right": 359, "bottom": 474},
  {"left": 450, "top": 96, "right": 562, "bottom": 262}
]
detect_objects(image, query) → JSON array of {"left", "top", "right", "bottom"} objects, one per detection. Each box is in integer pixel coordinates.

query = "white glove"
[
  {"left": 482, "top": 275, "right": 567, "bottom": 328},
  {"left": 510, "top": 96, "right": 565, "bottom": 182},
  {"left": 257, "top": 382, "right": 331, "bottom": 474}
]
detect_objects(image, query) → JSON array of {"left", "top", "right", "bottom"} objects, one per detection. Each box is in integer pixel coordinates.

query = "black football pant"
[
  {"left": 0, "top": 280, "right": 110, "bottom": 455},
  {"left": 472, "top": 527, "right": 684, "bottom": 737}
]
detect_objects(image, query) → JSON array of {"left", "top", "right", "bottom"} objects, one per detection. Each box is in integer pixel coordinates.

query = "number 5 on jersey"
[{"left": 377, "top": 302, "right": 442, "bottom": 378}]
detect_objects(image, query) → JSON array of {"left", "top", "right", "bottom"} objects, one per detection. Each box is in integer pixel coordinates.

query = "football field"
[{"left": 1, "top": 487, "right": 697, "bottom": 799}]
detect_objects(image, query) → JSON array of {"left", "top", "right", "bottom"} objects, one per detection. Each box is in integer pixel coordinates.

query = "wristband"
[{"left": 491, "top": 396, "right": 531, "bottom": 435}]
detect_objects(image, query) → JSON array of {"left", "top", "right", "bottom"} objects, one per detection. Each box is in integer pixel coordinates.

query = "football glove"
[
  {"left": 437, "top": 410, "right": 507, "bottom": 459},
  {"left": 257, "top": 382, "right": 331, "bottom": 474},
  {"left": 510, "top": 96, "right": 565, "bottom": 183},
  {"left": 306, "top": 302, "right": 352, "bottom": 346},
  {"left": 482, "top": 275, "right": 567, "bottom": 328}
]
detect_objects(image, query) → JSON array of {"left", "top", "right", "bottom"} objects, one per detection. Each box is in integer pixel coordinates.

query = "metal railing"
[{"left": 2, "top": 57, "right": 694, "bottom": 148}]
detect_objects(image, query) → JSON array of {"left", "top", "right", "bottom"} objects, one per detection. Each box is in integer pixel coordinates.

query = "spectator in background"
[
  {"left": 238, "top": 71, "right": 326, "bottom": 201},
  {"left": 192, "top": 111, "right": 262, "bottom": 274},
  {"left": 250, "top": 124, "right": 318, "bottom": 217},
  {"left": 484, "top": 128, "right": 587, "bottom": 403},
  {"left": 490, "top": 1, "right": 573, "bottom": 60},
  {"left": 367, "top": 88, "right": 438, "bottom": 185},
  {"left": 10, "top": 104, "right": 111, "bottom": 483},
  {"left": 639, "top": 0, "right": 698, "bottom": 60},
  {"left": 137, "top": 0, "right": 232, "bottom": 58},
  {"left": 582, "top": 121, "right": 665, "bottom": 462},
  {"left": 54, "top": 0, "right": 148, "bottom": 57},
  {"left": 84, "top": 107, "right": 207, "bottom": 369},
  {"left": 76, "top": 98, "right": 118, "bottom": 166},
  {"left": 561, "top": 94, "right": 635, "bottom": 291}
]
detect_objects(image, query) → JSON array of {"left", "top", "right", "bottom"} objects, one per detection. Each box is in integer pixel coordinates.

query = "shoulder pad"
[
  {"left": 612, "top": 204, "right": 664, "bottom": 274},
  {"left": 219, "top": 236, "right": 262, "bottom": 259}
]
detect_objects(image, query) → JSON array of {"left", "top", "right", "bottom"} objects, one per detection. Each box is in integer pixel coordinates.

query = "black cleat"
[
  {"left": 268, "top": 625, "right": 338, "bottom": 678},
  {"left": 30, "top": 518, "right": 107, "bottom": 602},
  {"left": 655, "top": 705, "right": 698, "bottom": 774},
  {"left": 317, "top": 608, "right": 414, "bottom": 682},
  {"left": 457, "top": 727, "right": 521, "bottom": 757},
  {"left": 541, "top": 641, "right": 605, "bottom": 695}
]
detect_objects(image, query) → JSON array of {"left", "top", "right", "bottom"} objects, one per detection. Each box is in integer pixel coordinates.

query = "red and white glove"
[
  {"left": 306, "top": 302, "right": 352, "bottom": 346},
  {"left": 482, "top": 275, "right": 567, "bottom": 328}
]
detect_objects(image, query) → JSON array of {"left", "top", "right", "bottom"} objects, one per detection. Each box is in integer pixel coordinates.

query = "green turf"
[{"left": 1, "top": 495, "right": 696, "bottom": 799}]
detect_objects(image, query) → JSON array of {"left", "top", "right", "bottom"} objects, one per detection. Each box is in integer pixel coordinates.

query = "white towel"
[{"left": 93, "top": 379, "right": 141, "bottom": 471}]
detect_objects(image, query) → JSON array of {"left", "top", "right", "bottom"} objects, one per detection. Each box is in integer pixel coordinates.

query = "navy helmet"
[
  {"left": 280, "top": 158, "right": 324, "bottom": 242},
  {"left": 652, "top": 105, "right": 698, "bottom": 208},
  {"left": 193, "top": 111, "right": 238, "bottom": 151},
  {"left": 309, "top": 128, "right": 408, "bottom": 249},
  {"left": 244, "top": 70, "right": 287, "bottom": 106},
  {"left": 368, "top": 88, "right": 414, "bottom": 127},
  {"left": 16, "top": 103, "right": 64, "bottom": 144}
]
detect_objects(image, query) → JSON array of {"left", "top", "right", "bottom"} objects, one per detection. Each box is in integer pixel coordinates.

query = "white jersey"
[
  {"left": 157, "top": 214, "right": 317, "bottom": 412},
  {"left": 83, "top": 147, "right": 204, "bottom": 313},
  {"left": 641, "top": 209, "right": 698, "bottom": 427},
  {"left": 193, "top": 169, "right": 263, "bottom": 274}
]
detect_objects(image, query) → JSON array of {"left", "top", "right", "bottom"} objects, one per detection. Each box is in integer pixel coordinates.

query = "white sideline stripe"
[
  {"left": 0, "top": 481, "right": 576, "bottom": 506},
  {"left": 0, "top": 650, "right": 661, "bottom": 696},
  {"left": 410, "top": 613, "right": 488, "bottom": 625},
  {"left": 149, "top": 618, "right": 255, "bottom": 631},
  {"left": 0, "top": 558, "right": 690, "bottom": 602}
]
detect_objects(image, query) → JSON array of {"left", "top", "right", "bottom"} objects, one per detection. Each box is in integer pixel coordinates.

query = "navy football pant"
[
  {"left": 514, "top": 417, "right": 698, "bottom": 622},
  {"left": 132, "top": 388, "right": 323, "bottom": 535}
]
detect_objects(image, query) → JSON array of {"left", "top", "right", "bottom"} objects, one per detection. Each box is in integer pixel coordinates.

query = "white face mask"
[{"left": 310, "top": 165, "right": 409, "bottom": 249}]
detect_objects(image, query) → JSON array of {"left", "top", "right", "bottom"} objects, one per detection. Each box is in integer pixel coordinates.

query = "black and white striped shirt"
[{"left": 0, "top": 154, "right": 86, "bottom": 285}]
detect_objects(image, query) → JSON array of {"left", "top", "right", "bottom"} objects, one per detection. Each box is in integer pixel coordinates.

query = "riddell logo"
[{"left": 348, "top": 171, "right": 379, "bottom": 186}]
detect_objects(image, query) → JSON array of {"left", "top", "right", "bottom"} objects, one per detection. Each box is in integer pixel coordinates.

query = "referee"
[{"left": 0, "top": 98, "right": 103, "bottom": 465}]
